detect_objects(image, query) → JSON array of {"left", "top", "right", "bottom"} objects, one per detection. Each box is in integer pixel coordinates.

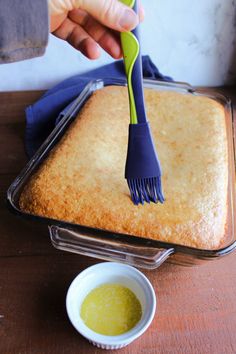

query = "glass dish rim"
[{"left": 7, "top": 77, "right": 236, "bottom": 259}]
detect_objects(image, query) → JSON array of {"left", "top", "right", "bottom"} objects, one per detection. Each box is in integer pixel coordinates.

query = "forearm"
[{"left": 0, "top": 0, "right": 49, "bottom": 63}]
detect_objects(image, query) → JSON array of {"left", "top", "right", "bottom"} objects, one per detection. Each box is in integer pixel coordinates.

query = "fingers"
[
  {"left": 80, "top": 0, "right": 139, "bottom": 31},
  {"left": 69, "top": 9, "right": 122, "bottom": 58},
  {"left": 52, "top": 0, "right": 145, "bottom": 60},
  {"left": 50, "top": 13, "right": 68, "bottom": 32},
  {"left": 53, "top": 17, "right": 101, "bottom": 59}
]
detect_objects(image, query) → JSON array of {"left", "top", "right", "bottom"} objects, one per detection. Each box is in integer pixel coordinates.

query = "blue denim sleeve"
[{"left": 0, "top": 0, "right": 49, "bottom": 63}]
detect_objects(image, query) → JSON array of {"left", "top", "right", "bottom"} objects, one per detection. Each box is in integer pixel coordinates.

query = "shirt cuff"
[{"left": 0, "top": 0, "right": 49, "bottom": 63}]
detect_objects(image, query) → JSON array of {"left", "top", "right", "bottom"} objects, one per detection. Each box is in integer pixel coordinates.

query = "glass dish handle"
[{"left": 48, "top": 225, "right": 174, "bottom": 270}]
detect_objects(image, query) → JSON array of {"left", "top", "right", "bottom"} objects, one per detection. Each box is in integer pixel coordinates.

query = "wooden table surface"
[{"left": 0, "top": 89, "right": 236, "bottom": 354}]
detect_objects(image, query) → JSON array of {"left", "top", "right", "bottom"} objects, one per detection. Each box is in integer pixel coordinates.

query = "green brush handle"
[{"left": 120, "top": 0, "right": 139, "bottom": 124}]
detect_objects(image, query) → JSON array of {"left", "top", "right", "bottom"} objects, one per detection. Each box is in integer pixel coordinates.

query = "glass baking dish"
[{"left": 7, "top": 79, "right": 236, "bottom": 269}]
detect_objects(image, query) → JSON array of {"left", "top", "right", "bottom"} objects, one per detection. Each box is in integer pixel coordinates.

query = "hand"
[{"left": 49, "top": 0, "right": 144, "bottom": 59}]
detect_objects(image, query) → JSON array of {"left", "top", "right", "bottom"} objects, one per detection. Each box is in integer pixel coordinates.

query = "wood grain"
[{"left": 0, "top": 89, "right": 236, "bottom": 354}]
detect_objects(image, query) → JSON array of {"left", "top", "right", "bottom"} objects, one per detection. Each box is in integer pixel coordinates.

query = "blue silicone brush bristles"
[
  {"left": 125, "top": 122, "right": 164, "bottom": 205},
  {"left": 128, "top": 178, "right": 164, "bottom": 205},
  {"left": 120, "top": 0, "right": 164, "bottom": 206},
  {"left": 125, "top": 122, "right": 164, "bottom": 206}
]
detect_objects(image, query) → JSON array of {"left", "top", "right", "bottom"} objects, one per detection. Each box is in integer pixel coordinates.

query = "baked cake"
[{"left": 19, "top": 86, "right": 228, "bottom": 249}]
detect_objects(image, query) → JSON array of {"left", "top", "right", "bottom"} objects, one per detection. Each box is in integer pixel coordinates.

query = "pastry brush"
[{"left": 120, "top": 0, "right": 164, "bottom": 205}]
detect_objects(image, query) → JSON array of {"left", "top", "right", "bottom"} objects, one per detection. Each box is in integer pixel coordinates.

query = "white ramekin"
[{"left": 66, "top": 262, "right": 156, "bottom": 350}]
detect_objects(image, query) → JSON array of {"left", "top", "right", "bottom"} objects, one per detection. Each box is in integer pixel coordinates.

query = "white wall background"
[{"left": 0, "top": 0, "right": 235, "bottom": 91}]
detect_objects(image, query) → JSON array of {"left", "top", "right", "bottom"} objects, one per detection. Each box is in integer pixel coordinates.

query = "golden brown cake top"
[{"left": 19, "top": 86, "right": 228, "bottom": 249}]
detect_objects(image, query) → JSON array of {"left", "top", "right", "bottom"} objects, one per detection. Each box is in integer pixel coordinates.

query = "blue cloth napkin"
[{"left": 25, "top": 55, "right": 172, "bottom": 158}]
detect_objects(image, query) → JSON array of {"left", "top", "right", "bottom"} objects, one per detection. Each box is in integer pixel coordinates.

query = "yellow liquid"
[{"left": 80, "top": 283, "right": 142, "bottom": 336}]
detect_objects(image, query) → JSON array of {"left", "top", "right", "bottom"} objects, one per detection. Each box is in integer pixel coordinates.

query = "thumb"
[{"left": 80, "top": 0, "right": 139, "bottom": 31}]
